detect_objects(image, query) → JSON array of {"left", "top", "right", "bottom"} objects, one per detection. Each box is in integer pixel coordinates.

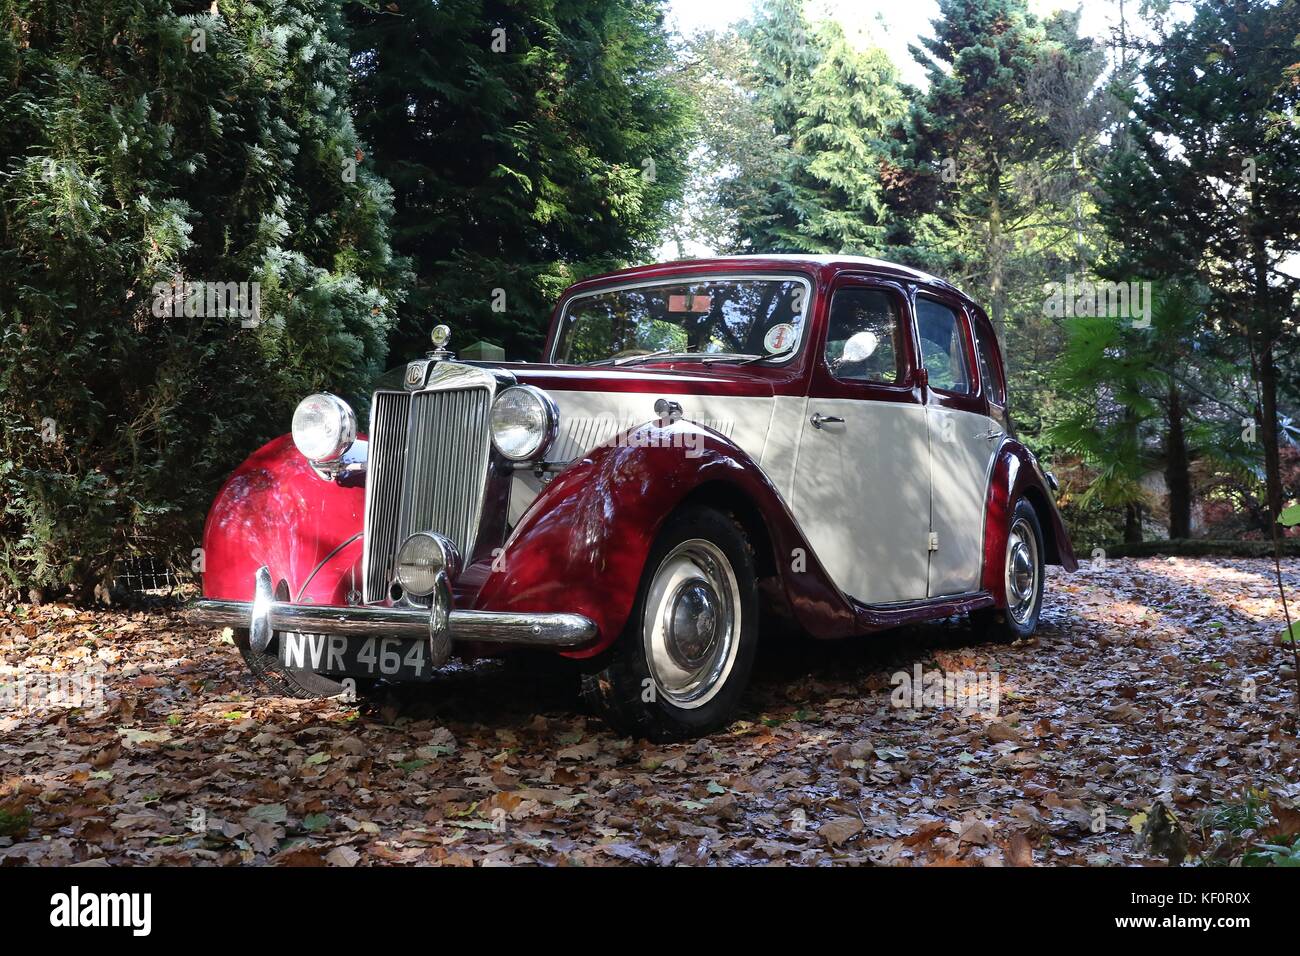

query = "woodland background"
[{"left": 1, "top": 0, "right": 1298, "bottom": 600}]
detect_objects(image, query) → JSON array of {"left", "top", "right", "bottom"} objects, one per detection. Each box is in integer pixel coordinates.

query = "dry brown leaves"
[{"left": 1, "top": 557, "right": 1297, "bottom": 867}]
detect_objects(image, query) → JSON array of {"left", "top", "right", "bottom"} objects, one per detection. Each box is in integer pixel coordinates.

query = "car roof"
[{"left": 572, "top": 254, "right": 975, "bottom": 306}]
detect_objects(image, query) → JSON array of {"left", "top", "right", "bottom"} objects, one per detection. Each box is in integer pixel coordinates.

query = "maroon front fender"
[
  {"left": 981, "top": 441, "right": 1078, "bottom": 604},
  {"left": 472, "top": 421, "right": 857, "bottom": 657},
  {"left": 201, "top": 434, "right": 364, "bottom": 606}
]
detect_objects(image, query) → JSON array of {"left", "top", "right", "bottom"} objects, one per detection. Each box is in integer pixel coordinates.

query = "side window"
[
  {"left": 824, "top": 287, "right": 905, "bottom": 384},
  {"left": 915, "top": 298, "right": 972, "bottom": 395},
  {"left": 973, "top": 322, "right": 1006, "bottom": 406}
]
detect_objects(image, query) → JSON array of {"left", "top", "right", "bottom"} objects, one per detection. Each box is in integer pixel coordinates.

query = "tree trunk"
[
  {"left": 1165, "top": 382, "right": 1192, "bottom": 538},
  {"left": 988, "top": 174, "right": 1005, "bottom": 340},
  {"left": 1258, "top": 337, "right": 1285, "bottom": 521},
  {"left": 1124, "top": 502, "right": 1143, "bottom": 543},
  {"left": 1248, "top": 230, "right": 1285, "bottom": 525}
]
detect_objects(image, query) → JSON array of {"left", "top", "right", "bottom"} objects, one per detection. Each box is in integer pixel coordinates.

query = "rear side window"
[
  {"left": 915, "top": 298, "right": 972, "bottom": 394},
  {"left": 973, "top": 322, "right": 1006, "bottom": 406}
]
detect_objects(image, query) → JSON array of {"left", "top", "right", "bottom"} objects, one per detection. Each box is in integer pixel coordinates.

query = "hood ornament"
[
  {"left": 404, "top": 324, "right": 456, "bottom": 390},
  {"left": 427, "top": 323, "right": 455, "bottom": 363}
]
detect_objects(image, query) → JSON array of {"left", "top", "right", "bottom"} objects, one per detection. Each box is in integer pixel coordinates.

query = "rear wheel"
[
  {"left": 973, "top": 498, "right": 1045, "bottom": 642},
  {"left": 580, "top": 506, "right": 759, "bottom": 741}
]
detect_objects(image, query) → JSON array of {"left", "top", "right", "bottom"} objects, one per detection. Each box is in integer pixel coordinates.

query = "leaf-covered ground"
[{"left": 2, "top": 557, "right": 1298, "bottom": 866}]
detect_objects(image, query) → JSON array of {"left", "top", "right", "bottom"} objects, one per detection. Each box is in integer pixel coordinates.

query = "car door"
[
  {"left": 789, "top": 276, "right": 931, "bottom": 605},
  {"left": 914, "top": 293, "right": 1000, "bottom": 597}
]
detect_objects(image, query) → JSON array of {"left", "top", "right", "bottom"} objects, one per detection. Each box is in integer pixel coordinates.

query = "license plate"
[{"left": 277, "top": 633, "right": 431, "bottom": 681}]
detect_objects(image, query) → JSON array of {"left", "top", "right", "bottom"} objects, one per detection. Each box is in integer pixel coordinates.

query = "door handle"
[
  {"left": 811, "top": 413, "right": 845, "bottom": 429},
  {"left": 976, "top": 426, "right": 1004, "bottom": 441}
]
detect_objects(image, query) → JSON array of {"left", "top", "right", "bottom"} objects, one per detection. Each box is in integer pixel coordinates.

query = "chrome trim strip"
[
  {"left": 362, "top": 390, "right": 411, "bottom": 601},
  {"left": 249, "top": 566, "right": 274, "bottom": 653},
  {"left": 191, "top": 597, "right": 596, "bottom": 648},
  {"left": 295, "top": 532, "right": 363, "bottom": 602},
  {"left": 865, "top": 589, "right": 990, "bottom": 611}
]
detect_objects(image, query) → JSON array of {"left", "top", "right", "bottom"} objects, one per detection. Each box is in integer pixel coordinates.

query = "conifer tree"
[
  {"left": 348, "top": 0, "right": 691, "bottom": 359},
  {"left": 1098, "top": 0, "right": 1300, "bottom": 525},
  {"left": 0, "top": 0, "right": 402, "bottom": 598},
  {"left": 719, "top": 1, "right": 907, "bottom": 255}
]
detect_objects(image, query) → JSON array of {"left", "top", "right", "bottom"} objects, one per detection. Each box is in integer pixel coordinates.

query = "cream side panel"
[
  {"left": 756, "top": 395, "right": 809, "bottom": 501},
  {"left": 790, "top": 398, "right": 931, "bottom": 604},
  {"left": 925, "top": 405, "right": 997, "bottom": 596}
]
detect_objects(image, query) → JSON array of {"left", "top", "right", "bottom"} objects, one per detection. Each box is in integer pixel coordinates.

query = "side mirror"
[{"left": 842, "top": 330, "right": 879, "bottom": 363}]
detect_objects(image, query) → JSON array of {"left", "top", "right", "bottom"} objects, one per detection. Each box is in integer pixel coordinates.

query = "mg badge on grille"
[{"left": 404, "top": 361, "right": 428, "bottom": 390}]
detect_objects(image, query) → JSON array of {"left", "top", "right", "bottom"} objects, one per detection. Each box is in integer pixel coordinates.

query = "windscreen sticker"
[
  {"left": 764, "top": 323, "right": 796, "bottom": 353},
  {"left": 668, "top": 293, "right": 712, "bottom": 313}
]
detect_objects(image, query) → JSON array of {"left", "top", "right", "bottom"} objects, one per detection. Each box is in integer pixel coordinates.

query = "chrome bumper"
[{"left": 190, "top": 565, "right": 596, "bottom": 667}]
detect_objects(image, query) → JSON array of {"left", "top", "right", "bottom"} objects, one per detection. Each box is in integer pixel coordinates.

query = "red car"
[{"left": 193, "top": 255, "right": 1075, "bottom": 740}]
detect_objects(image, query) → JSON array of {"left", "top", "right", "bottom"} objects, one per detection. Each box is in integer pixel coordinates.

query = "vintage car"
[{"left": 193, "top": 255, "right": 1076, "bottom": 740}]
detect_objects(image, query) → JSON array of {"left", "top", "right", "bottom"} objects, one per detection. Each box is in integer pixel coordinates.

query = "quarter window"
[
  {"left": 974, "top": 323, "right": 1006, "bottom": 406},
  {"left": 824, "top": 288, "right": 905, "bottom": 384},
  {"left": 915, "top": 298, "right": 972, "bottom": 395}
]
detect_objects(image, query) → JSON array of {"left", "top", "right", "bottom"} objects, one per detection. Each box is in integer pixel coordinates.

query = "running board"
[{"left": 854, "top": 591, "right": 996, "bottom": 632}]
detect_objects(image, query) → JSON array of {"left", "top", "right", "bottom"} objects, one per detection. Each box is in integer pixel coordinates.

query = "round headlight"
[
  {"left": 291, "top": 393, "right": 357, "bottom": 463},
  {"left": 396, "top": 532, "right": 460, "bottom": 597},
  {"left": 489, "top": 386, "right": 557, "bottom": 462}
]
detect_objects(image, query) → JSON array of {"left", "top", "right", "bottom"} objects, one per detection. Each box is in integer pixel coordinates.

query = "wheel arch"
[
  {"left": 981, "top": 440, "right": 1078, "bottom": 605},
  {"left": 200, "top": 434, "right": 365, "bottom": 605},
  {"left": 674, "top": 481, "right": 777, "bottom": 580},
  {"left": 1020, "top": 483, "right": 1062, "bottom": 566}
]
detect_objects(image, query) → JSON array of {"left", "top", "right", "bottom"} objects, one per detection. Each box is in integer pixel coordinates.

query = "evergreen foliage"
[
  {"left": 347, "top": 0, "right": 691, "bottom": 360},
  {"left": 0, "top": 0, "right": 403, "bottom": 598}
]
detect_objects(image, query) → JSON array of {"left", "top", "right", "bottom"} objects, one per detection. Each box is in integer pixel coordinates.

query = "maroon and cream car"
[{"left": 193, "top": 255, "right": 1076, "bottom": 740}]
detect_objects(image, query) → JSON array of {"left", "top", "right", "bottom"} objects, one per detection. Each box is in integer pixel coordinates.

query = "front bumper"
[{"left": 190, "top": 565, "right": 596, "bottom": 667}]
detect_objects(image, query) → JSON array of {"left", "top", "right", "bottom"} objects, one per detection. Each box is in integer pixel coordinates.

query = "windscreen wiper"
[
  {"left": 584, "top": 347, "right": 698, "bottom": 367},
  {"left": 736, "top": 344, "right": 796, "bottom": 364}
]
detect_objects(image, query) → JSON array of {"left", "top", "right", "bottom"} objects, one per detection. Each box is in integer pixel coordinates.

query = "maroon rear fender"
[
  {"left": 201, "top": 434, "right": 365, "bottom": 606},
  {"left": 981, "top": 440, "right": 1078, "bottom": 605},
  {"left": 472, "top": 420, "right": 858, "bottom": 657}
]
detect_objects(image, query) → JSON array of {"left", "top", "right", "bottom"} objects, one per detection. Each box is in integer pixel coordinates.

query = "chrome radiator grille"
[{"left": 362, "top": 387, "right": 493, "bottom": 602}]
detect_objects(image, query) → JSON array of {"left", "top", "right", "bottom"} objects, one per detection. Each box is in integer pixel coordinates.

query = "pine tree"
[
  {"left": 348, "top": 0, "right": 691, "bottom": 360},
  {"left": 724, "top": 0, "right": 820, "bottom": 252},
  {"left": 786, "top": 25, "right": 907, "bottom": 254},
  {"left": 898, "top": 0, "right": 1105, "bottom": 336},
  {"left": 1098, "top": 0, "right": 1300, "bottom": 525},
  {"left": 0, "top": 0, "right": 403, "bottom": 599},
  {"left": 1050, "top": 281, "right": 1229, "bottom": 542},
  {"left": 717, "top": 1, "right": 906, "bottom": 255}
]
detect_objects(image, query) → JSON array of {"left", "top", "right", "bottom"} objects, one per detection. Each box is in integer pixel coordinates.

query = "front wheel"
[
  {"left": 973, "top": 498, "right": 1046, "bottom": 642},
  {"left": 580, "top": 506, "right": 759, "bottom": 741}
]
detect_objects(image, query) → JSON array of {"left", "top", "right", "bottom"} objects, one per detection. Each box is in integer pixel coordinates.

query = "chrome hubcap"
[
  {"left": 1005, "top": 517, "right": 1040, "bottom": 624},
  {"left": 665, "top": 580, "right": 720, "bottom": 668},
  {"left": 644, "top": 539, "right": 740, "bottom": 708}
]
